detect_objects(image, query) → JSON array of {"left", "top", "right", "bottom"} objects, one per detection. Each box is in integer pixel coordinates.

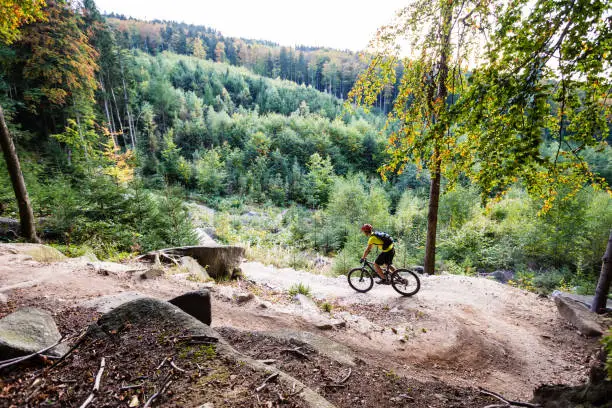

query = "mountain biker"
[{"left": 360, "top": 224, "right": 395, "bottom": 284}]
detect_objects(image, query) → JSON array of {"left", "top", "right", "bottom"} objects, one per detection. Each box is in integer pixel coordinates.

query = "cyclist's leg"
[
  {"left": 374, "top": 252, "right": 389, "bottom": 280},
  {"left": 387, "top": 248, "right": 396, "bottom": 272}
]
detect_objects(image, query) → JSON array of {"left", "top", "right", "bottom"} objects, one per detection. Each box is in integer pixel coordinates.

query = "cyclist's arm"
[{"left": 362, "top": 243, "right": 374, "bottom": 260}]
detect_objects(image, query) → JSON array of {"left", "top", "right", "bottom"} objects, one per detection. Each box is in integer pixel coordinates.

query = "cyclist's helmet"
[{"left": 361, "top": 223, "right": 373, "bottom": 233}]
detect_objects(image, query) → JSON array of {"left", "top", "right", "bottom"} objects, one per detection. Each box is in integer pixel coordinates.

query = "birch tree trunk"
[{"left": 0, "top": 105, "right": 40, "bottom": 243}]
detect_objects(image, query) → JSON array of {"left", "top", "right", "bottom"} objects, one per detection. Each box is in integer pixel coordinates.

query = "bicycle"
[{"left": 347, "top": 259, "right": 421, "bottom": 297}]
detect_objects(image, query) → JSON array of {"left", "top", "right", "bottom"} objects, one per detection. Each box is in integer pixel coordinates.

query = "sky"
[{"left": 93, "top": 0, "right": 408, "bottom": 51}]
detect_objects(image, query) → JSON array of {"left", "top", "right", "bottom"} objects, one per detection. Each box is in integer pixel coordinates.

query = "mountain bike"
[{"left": 347, "top": 259, "right": 421, "bottom": 297}]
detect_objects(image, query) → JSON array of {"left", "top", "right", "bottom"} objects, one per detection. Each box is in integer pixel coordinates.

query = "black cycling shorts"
[{"left": 375, "top": 248, "right": 395, "bottom": 266}]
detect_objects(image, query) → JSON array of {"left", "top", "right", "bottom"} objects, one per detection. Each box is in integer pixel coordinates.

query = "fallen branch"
[
  {"left": 323, "top": 383, "right": 346, "bottom": 388},
  {"left": 175, "top": 335, "right": 218, "bottom": 343},
  {"left": 479, "top": 388, "right": 541, "bottom": 408},
  {"left": 47, "top": 328, "right": 89, "bottom": 372},
  {"left": 156, "top": 357, "right": 168, "bottom": 370},
  {"left": 256, "top": 372, "right": 279, "bottom": 392},
  {"left": 257, "top": 359, "right": 276, "bottom": 365},
  {"left": 120, "top": 383, "right": 144, "bottom": 391},
  {"left": 78, "top": 357, "right": 106, "bottom": 408},
  {"left": 0, "top": 336, "right": 66, "bottom": 370},
  {"left": 143, "top": 377, "right": 173, "bottom": 408},
  {"left": 170, "top": 360, "right": 187, "bottom": 373}
]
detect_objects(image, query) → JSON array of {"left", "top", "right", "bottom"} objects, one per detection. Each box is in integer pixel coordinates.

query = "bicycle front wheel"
[
  {"left": 390, "top": 269, "right": 420, "bottom": 296},
  {"left": 347, "top": 267, "right": 374, "bottom": 293}
]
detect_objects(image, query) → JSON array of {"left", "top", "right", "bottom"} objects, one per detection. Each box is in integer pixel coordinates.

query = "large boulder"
[
  {"left": 553, "top": 294, "right": 605, "bottom": 337},
  {"left": 177, "top": 256, "right": 211, "bottom": 281},
  {"left": 168, "top": 290, "right": 212, "bottom": 326},
  {"left": 0, "top": 217, "right": 20, "bottom": 239},
  {"left": 0, "top": 308, "right": 68, "bottom": 359},
  {"left": 158, "top": 245, "right": 245, "bottom": 280},
  {"left": 0, "top": 243, "right": 66, "bottom": 262},
  {"left": 91, "top": 297, "right": 219, "bottom": 340}
]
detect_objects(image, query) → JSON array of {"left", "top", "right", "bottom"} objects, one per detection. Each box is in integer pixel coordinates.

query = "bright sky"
[{"left": 94, "top": 0, "right": 408, "bottom": 51}]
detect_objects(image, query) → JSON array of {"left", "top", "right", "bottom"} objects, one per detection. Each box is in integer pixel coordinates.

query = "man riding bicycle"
[{"left": 360, "top": 224, "right": 395, "bottom": 284}]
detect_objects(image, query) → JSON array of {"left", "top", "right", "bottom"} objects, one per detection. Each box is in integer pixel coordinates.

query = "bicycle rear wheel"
[
  {"left": 390, "top": 269, "right": 420, "bottom": 296},
  {"left": 347, "top": 267, "right": 374, "bottom": 293}
]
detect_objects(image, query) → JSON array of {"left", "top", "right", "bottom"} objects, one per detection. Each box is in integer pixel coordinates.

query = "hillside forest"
[{"left": 0, "top": 0, "right": 611, "bottom": 298}]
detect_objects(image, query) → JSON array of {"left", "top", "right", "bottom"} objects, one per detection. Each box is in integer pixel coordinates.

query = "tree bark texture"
[
  {"left": 591, "top": 229, "right": 612, "bottom": 314},
  {"left": 424, "top": 159, "right": 441, "bottom": 275},
  {"left": 0, "top": 105, "right": 40, "bottom": 242},
  {"left": 423, "top": 4, "right": 452, "bottom": 275}
]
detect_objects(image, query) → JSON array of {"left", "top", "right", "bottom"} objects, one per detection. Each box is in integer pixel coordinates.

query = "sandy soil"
[{"left": 0, "top": 244, "right": 600, "bottom": 404}]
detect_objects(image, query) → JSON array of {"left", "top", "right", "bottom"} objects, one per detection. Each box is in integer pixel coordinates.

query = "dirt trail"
[
  {"left": 241, "top": 262, "right": 597, "bottom": 398},
  {"left": 0, "top": 245, "right": 598, "bottom": 402}
]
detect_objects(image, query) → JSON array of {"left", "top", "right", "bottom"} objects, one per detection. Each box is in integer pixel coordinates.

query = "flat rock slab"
[
  {"left": 0, "top": 308, "right": 68, "bottom": 359},
  {"left": 554, "top": 295, "right": 605, "bottom": 337},
  {"left": 264, "top": 329, "right": 357, "bottom": 366},
  {"left": 294, "top": 294, "right": 345, "bottom": 330},
  {"left": 552, "top": 290, "right": 612, "bottom": 312},
  {"left": 78, "top": 292, "right": 147, "bottom": 314}
]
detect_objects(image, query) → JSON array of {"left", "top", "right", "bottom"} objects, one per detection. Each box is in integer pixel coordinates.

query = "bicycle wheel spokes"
[
  {"left": 390, "top": 269, "right": 421, "bottom": 297},
  {"left": 347, "top": 267, "right": 374, "bottom": 293}
]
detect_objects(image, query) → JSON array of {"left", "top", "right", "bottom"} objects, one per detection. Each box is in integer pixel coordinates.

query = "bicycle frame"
[{"left": 362, "top": 259, "right": 389, "bottom": 278}]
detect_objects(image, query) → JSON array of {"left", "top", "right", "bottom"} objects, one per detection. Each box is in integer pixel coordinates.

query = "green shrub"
[
  {"left": 320, "top": 301, "right": 333, "bottom": 313},
  {"left": 288, "top": 282, "right": 311, "bottom": 297}
]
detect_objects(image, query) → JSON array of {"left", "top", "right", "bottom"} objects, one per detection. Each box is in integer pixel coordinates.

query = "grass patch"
[{"left": 288, "top": 282, "right": 311, "bottom": 297}]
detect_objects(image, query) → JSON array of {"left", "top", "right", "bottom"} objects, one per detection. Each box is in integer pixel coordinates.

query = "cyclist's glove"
[{"left": 360, "top": 257, "right": 366, "bottom": 263}]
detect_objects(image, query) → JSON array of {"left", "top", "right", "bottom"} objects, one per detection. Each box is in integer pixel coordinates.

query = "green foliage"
[
  {"left": 603, "top": 329, "right": 612, "bottom": 380},
  {"left": 288, "top": 282, "right": 311, "bottom": 297},
  {"left": 320, "top": 301, "right": 333, "bottom": 313}
]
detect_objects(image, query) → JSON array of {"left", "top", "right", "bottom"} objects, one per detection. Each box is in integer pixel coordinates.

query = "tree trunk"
[
  {"left": 423, "top": 4, "right": 452, "bottom": 276},
  {"left": 100, "top": 77, "right": 118, "bottom": 148},
  {"left": 0, "top": 105, "right": 40, "bottom": 243},
  {"left": 591, "top": 229, "right": 612, "bottom": 314},
  {"left": 424, "top": 157, "right": 441, "bottom": 275},
  {"left": 110, "top": 85, "right": 128, "bottom": 148}
]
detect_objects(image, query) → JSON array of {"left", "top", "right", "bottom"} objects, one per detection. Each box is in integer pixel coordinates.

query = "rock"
[
  {"left": 482, "top": 270, "right": 514, "bottom": 283},
  {"left": 92, "top": 298, "right": 219, "bottom": 340},
  {"left": 0, "top": 293, "right": 7, "bottom": 304},
  {"left": 197, "top": 404, "right": 214, "bottom": 408},
  {"left": 194, "top": 228, "right": 217, "bottom": 245},
  {"left": 263, "top": 329, "right": 357, "bottom": 366},
  {"left": 168, "top": 290, "right": 212, "bottom": 326},
  {"left": 0, "top": 217, "right": 20, "bottom": 239},
  {"left": 0, "top": 308, "right": 68, "bottom": 359},
  {"left": 138, "top": 266, "right": 165, "bottom": 279},
  {"left": 293, "top": 294, "right": 344, "bottom": 330},
  {"left": 235, "top": 292, "right": 254, "bottom": 304},
  {"left": 0, "top": 243, "right": 67, "bottom": 262},
  {"left": 554, "top": 295, "right": 604, "bottom": 337},
  {"left": 295, "top": 294, "right": 319, "bottom": 313},
  {"left": 412, "top": 265, "right": 425, "bottom": 274},
  {"left": 78, "top": 292, "right": 147, "bottom": 313},
  {"left": 314, "top": 320, "right": 346, "bottom": 330},
  {"left": 179, "top": 256, "right": 210, "bottom": 281},
  {"left": 145, "top": 246, "right": 245, "bottom": 280},
  {"left": 552, "top": 290, "right": 612, "bottom": 312}
]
